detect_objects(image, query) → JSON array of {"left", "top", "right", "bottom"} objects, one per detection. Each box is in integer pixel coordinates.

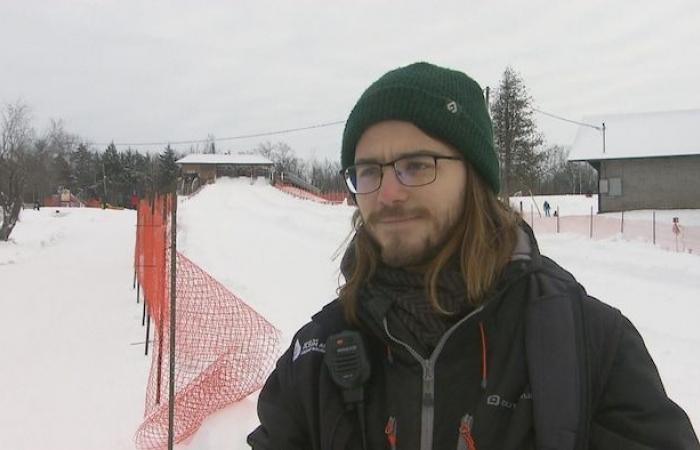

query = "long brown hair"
[{"left": 338, "top": 162, "right": 521, "bottom": 323}]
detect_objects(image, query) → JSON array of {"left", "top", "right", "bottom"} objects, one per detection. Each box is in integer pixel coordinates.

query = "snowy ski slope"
[{"left": 0, "top": 177, "right": 698, "bottom": 449}]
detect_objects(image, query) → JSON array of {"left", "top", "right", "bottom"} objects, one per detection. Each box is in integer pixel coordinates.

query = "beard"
[{"left": 364, "top": 203, "right": 463, "bottom": 268}]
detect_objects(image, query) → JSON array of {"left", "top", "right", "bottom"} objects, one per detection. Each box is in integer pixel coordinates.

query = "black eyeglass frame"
[{"left": 340, "top": 153, "right": 463, "bottom": 195}]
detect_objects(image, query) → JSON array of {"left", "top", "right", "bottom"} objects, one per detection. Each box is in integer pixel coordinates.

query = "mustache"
[{"left": 366, "top": 205, "right": 430, "bottom": 225}]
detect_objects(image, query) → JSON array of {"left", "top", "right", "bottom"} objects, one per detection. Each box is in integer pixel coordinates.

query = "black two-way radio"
[
  {"left": 324, "top": 330, "right": 371, "bottom": 449},
  {"left": 325, "top": 330, "right": 371, "bottom": 402}
]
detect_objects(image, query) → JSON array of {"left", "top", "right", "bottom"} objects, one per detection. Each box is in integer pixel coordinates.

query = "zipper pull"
[
  {"left": 457, "top": 414, "right": 476, "bottom": 450},
  {"left": 384, "top": 416, "right": 397, "bottom": 450}
]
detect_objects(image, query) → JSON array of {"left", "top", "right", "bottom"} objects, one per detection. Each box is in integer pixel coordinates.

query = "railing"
[{"left": 277, "top": 172, "right": 321, "bottom": 194}]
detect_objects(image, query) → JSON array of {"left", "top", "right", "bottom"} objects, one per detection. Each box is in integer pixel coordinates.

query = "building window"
[
  {"left": 599, "top": 178, "right": 622, "bottom": 196},
  {"left": 609, "top": 177, "right": 622, "bottom": 196}
]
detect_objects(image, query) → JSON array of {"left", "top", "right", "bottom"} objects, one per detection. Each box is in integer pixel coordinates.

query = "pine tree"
[
  {"left": 128, "top": 150, "right": 152, "bottom": 196},
  {"left": 52, "top": 154, "right": 72, "bottom": 190},
  {"left": 100, "top": 143, "right": 123, "bottom": 204},
  {"left": 157, "top": 145, "right": 180, "bottom": 192},
  {"left": 70, "top": 143, "right": 97, "bottom": 197},
  {"left": 490, "top": 67, "right": 544, "bottom": 197}
]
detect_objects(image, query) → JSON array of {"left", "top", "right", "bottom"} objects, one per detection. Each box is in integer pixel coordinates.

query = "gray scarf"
[{"left": 358, "top": 259, "right": 473, "bottom": 358}]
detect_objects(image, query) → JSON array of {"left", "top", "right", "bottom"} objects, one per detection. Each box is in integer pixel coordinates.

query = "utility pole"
[{"left": 602, "top": 122, "right": 606, "bottom": 154}]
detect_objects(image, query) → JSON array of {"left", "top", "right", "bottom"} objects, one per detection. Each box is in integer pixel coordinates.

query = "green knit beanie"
[{"left": 341, "top": 62, "right": 499, "bottom": 193}]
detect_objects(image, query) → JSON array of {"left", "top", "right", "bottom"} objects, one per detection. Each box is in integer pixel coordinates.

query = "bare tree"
[
  {"left": 255, "top": 141, "right": 307, "bottom": 179},
  {"left": 536, "top": 144, "right": 598, "bottom": 195},
  {"left": 0, "top": 101, "right": 34, "bottom": 240},
  {"left": 309, "top": 158, "right": 344, "bottom": 193},
  {"left": 205, "top": 133, "right": 216, "bottom": 154},
  {"left": 24, "top": 118, "right": 81, "bottom": 202}
]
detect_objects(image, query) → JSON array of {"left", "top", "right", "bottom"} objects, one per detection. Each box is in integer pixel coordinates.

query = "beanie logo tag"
[{"left": 446, "top": 100, "right": 459, "bottom": 113}]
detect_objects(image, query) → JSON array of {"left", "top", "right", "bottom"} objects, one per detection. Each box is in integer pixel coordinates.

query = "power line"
[
  {"left": 533, "top": 108, "right": 602, "bottom": 130},
  {"left": 92, "top": 120, "right": 346, "bottom": 147},
  {"left": 92, "top": 107, "right": 600, "bottom": 149}
]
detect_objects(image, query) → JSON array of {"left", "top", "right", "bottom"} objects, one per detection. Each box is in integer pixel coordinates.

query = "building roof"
[
  {"left": 568, "top": 109, "right": 700, "bottom": 162},
  {"left": 176, "top": 153, "right": 274, "bottom": 165}
]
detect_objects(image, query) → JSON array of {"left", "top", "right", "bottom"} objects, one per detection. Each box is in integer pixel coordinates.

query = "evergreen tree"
[
  {"left": 70, "top": 143, "right": 97, "bottom": 197},
  {"left": 490, "top": 67, "right": 544, "bottom": 197},
  {"left": 100, "top": 143, "right": 122, "bottom": 204},
  {"left": 129, "top": 150, "right": 153, "bottom": 196},
  {"left": 157, "top": 145, "right": 180, "bottom": 192},
  {"left": 119, "top": 149, "right": 138, "bottom": 199},
  {"left": 52, "top": 154, "right": 72, "bottom": 190}
]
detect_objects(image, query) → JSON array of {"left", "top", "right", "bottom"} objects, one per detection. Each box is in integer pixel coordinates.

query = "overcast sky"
[{"left": 2, "top": 0, "right": 699, "bottom": 161}]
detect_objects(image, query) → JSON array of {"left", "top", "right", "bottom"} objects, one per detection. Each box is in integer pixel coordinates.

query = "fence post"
[
  {"left": 653, "top": 211, "right": 656, "bottom": 245},
  {"left": 530, "top": 204, "right": 534, "bottom": 230},
  {"left": 144, "top": 313, "right": 151, "bottom": 356},
  {"left": 167, "top": 189, "right": 178, "bottom": 450},
  {"left": 519, "top": 201, "right": 523, "bottom": 216},
  {"left": 556, "top": 206, "right": 560, "bottom": 233},
  {"left": 675, "top": 233, "right": 679, "bottom": 252},
  {"left": 589, "top": 206, "right": 593, "bottom": 239},
  {"left": 621, "top": 211, "right": 624, "bottom": 234}
]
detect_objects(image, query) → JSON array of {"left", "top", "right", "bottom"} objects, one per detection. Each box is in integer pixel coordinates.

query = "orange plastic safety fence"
[
  {"left": 135, "top": 195, "right": 169, "bottom": 329},
  {"left": 133, "top": 194, "right": 281, "bottom": 449},
  {"left": 521, "top": 214, "right": 700, "bottom": 255},
  {"left": 274, "top": 182, "right": 344, "bottom": 204}
]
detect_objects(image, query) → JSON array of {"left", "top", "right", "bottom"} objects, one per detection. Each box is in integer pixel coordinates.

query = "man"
[{"left": 248, "top": 62, "right": 698, "bottom": 449}]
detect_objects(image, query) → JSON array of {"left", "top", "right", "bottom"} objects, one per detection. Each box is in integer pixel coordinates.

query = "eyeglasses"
[{"left": 341, "top": 154, "right": 463, "bottom": 194}]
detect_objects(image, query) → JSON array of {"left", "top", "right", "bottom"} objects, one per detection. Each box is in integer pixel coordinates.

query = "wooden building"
[{"left": 176, "top": 153, "right": 274, "bottom": 188}]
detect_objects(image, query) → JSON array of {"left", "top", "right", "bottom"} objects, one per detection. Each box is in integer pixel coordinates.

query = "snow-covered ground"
[
  {"left": 512, "top": 193, "right": 700, "bottom": 226},
  {"left": 0, "top": 207, "right": 148, "bottom": 450},
  {"left": 1, "top": 179, "right": 698, "bottom": 449},
  {"left": 510, "top": 193, "right": 599, "bottom": 216}
]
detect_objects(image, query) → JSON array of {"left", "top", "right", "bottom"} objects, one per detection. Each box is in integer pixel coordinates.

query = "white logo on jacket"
[
  {"left": 486, "top": 392, "right": 532, "bottom": 409},
  {"left": 292, "top": 338, "right": 326, "bottom": 362}
]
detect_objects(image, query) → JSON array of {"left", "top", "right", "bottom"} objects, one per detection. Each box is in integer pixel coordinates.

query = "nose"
[{"left": 376, "top": 166, "right": 408, "bottom": 205}]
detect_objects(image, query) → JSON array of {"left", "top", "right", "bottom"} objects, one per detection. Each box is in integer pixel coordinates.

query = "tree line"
[
  {"left": 1, "top": 66, "right": 598, "bottom": 241},
  {"left": 0, "top": 103, "right": 181, "bottom": 239}
]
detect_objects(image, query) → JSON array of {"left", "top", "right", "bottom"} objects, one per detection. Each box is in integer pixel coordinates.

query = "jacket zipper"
[
  {"left": 457, "top": 413, "right": 477, "bottom": 450},
  {"left": 382, "top": 305, "right": 485, "bottom": 450},
  {"left": 385, "top": 416, "right": 397, "bottom": 450}
]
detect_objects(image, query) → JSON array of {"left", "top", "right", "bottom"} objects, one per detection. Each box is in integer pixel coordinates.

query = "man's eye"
[
  {"left": 401, "top": 158, "right": 432, "bottom": 172},
  {"left": 357, "top": 166, "right": 380, "bottom": 178},
  {"left": 405, "top": 161, "right": 429, "bottom": 171}
]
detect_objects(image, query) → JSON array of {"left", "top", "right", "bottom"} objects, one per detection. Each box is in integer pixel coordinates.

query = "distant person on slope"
[
  {"left": 248, "top": 62, "right": 699, "bottom": 450},
  {"left": 543, "top": 200, "right": 551, "bottom": 217}
]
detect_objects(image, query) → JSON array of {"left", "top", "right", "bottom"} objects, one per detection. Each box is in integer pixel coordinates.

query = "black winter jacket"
[{"left": 248, "top": 228, "right": 699, "bottom": 450}]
